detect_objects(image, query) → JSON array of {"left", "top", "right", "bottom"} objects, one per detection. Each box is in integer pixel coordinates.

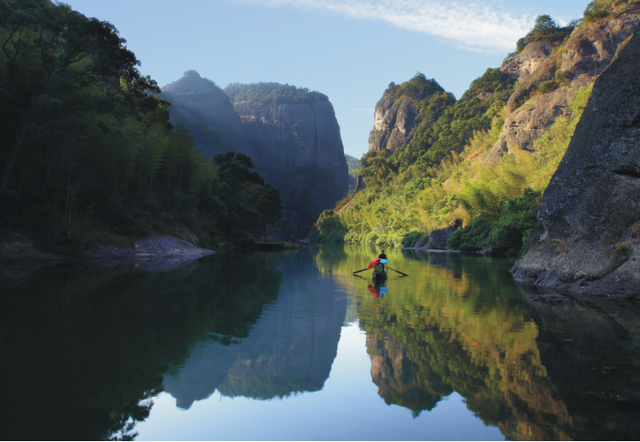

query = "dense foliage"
[
  {"left": 224, "top": 82, "right": 328, "bottom": 105},
  {"left": 345, "top": 154, "right": 360, "bottom": 193},
  {"left": 583, "top": 0, "right": 640, "bottom": 23},
  {"left": 0, "top": 0, "right": 281, "bottom": 252},
  {"left": 312, "top": 63, "right": 592, "bottom": 251},
  {"left": 515, "top": 15, "right": 575, "bottom": 54},
  {"left": 0, "top": 253, "right": 282, "bottom": 439}
]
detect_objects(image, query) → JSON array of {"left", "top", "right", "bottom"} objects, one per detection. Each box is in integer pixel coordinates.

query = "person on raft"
[{"left": 378, "top": 250, "right": 387, "bottom": 270}]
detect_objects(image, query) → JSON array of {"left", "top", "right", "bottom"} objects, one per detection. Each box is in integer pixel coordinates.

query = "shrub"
[
  {"left": 402, "top": 231, "right": 424, "bottom": 247},
  {"left": 538, "top": 80, "right": 559, "bottom": 94},
  {"left": 447, "top": 189, "right": 541, "bottom": 252}
]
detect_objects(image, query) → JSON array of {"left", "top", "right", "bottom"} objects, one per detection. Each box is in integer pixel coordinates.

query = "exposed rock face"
[
  {"left": 162, "top": 70, "right": 250, "bottom": 156},
  {"left": 0, "top": 232, "right": 62, "bottom": 262},
  {"left": 163, "top": 72, "right": 349, "bottom": 221},
  {"left": 511, "top": 33, "right": 640, "bottom": 298},
  {"left": 489, "top": 15, "right": 640, "bottom": 162},
  {"left": 502, "top": 41, "right": 555, "bottom": 82},
  {"left": 428, "top": 227, "right": 455, "bottom": 250},
  {"left": 81, "top": 234, "right": 215, "bottom": 261},
  {"left": 369, "top": 94, "right": 420, "bottom": 153},
  {"left": 232, "top": 99, "right": 349, "bottom": 200}
]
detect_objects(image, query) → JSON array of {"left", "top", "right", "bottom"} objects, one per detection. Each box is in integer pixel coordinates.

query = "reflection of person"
[{"left": 368, "top": 283, "right": 388, "bottom": 298}]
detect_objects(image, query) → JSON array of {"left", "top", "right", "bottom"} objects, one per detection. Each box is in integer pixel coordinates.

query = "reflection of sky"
[{"left": 136, "top": 323, "right": 503, "bottom": 441}]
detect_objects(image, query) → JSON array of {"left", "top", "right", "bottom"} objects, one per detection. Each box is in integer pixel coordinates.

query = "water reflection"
[
  {"left": 329, "top": 247, "right": 640, "bottom": 441},
  {"left": 367, "top": 282, "right": 388, "bottom": 298},
  {"left": 0, "top": 254, "right": 282, "bottom": 440},
  {"left": 521, "top": 286, "right": 640, "bottom": 440},
  {"left": 3, "top": 245, "right": 640, "bottom": 440},
  {"left": 164, "top": 251, "right": 347, "bottom": 407}
]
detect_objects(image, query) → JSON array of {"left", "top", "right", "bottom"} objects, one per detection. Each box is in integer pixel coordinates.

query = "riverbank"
[{"left": 0, "top": 230, "right": 215, "bottom": 264}]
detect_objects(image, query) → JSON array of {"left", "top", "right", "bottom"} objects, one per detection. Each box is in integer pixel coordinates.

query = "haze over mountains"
[{"left": 162, "top": 71, "right": 349, "bottom": 234}]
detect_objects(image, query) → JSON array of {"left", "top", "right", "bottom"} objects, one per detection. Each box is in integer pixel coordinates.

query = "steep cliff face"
[
  {"left": 501, "top": 41, "right": 555, "bottom": 82},
  {"left": 511, "top": 32, "right": 640, "bottom": 297},
  {"left": 489, "top": 15, "right": 639, "bottom": 161},
  {"left": 368, "top": 78, "right": 448, "bottom": 154},
  {"left": 163, "top": 73, "right": 349, "bottom": 225},
  {"left": 232, "top": 99, "right": 349, "bottom": 200},
  {"left": 369, "top": 95, "right": 420, "bottom": 153},
  {"left": 162, "top": 71, "right": 251, "bottom": 157}
]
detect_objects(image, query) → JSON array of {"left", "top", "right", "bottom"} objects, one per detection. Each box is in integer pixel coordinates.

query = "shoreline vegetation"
[
  {"left": 311, "top": 2, "right": 626, "bottom": 257},
  {"left": 0, "top": 0, "right": 282, "bottom": 257}
]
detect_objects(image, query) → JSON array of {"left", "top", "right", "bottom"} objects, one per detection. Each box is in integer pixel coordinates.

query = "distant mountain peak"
[{"left": 163, "top": 70, "right": 223, "bottom": 97}]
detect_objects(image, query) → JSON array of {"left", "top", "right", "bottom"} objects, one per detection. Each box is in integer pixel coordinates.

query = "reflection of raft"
[{"left": 372, "top": 270, "right": 387, "bottom": 281}]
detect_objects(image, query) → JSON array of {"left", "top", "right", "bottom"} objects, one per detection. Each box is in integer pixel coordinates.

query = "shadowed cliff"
[
  {"left": 512, "top": 32, "right": 640, "bottom": 297},
  {"left": 162, "top": 73, "right": 349, "bottom": 232}
]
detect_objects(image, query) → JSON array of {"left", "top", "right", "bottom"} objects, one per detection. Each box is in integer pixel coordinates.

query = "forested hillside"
[
  {"left": 224, "top": 82, "right": 329, "bottom": 105},
  {"left": 313, "top": 1, "right": 635, "bottom": 255},
  {"left": 345, "top": 154, "right": 360, "bottom": 193},
  {"left": 0, "top": 0, "right": 282, "bottom": 253}
]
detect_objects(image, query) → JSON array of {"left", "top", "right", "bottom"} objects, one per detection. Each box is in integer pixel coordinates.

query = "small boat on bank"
[{"left": 372, "top": 270, "right": 387, "bottom": 281}]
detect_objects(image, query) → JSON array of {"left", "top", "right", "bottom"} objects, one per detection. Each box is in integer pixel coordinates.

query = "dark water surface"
[{"left": 2, "top": 245, "right": 640, "bottom": 440}]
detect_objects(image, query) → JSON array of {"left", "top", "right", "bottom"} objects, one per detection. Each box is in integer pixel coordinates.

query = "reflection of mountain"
[
  {"left": 164, "top": 250, "right": 347, "bottom": 407},
  {"left": 346, "top": 247, "right": 640, "bottom": 440},
  {"left": 0, "top": 254, "right": 281, "bottom": 440},
  {"left": 354, "top": 251, "right": 574, "bottom": 439},
  {"left": 366, "top": 332, "right": 452, "bottom": 416},
  {"left": 523, "top": 287, "right": 640, "bottom": 441}
]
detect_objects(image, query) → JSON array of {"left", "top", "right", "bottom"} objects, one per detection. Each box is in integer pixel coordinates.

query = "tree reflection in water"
[
  {"left": 3, "top": 245, "right": 640, "bottom": 440},
  {"left": 318, "top": 245, "right": 640, "bottom": 441},
  {"left": 0, "top": 254, "right": 281, "bottom": 440}
]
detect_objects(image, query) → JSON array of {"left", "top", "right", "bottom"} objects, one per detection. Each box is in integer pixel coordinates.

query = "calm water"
[{"left": 2, "top": 245, "right": 640, "bottom": 440}]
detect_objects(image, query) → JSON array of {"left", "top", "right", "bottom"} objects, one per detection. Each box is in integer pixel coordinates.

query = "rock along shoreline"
[{"left": 0, "top": 231, "right": 215, "bottom": 264}]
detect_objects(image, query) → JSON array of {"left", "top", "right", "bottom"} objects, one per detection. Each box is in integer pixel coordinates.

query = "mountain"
[
  {"left": 162, "top": 70, "right": 250, "bottom": 158},
  {"left": 368, "top": 76, "right": 451, "bottom": 154},
  {"left": 162, "top": 74, "right": 349, "bottom": 233},
  {"left": 311, "top": 2, "right": 640, "bottom": 299},
  {"left": 488, "top": 13, "right": 639, "bottom": 161},
  {"left": 511, "top": 31, "right": 640, "bottom": 297}
]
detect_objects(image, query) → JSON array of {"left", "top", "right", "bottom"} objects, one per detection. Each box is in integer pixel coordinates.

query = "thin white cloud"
[{"left": 236, "top": 0, "right": 534, "bottom": 53}]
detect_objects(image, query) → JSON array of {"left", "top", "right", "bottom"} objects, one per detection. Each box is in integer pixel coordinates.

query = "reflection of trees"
[
  {"left": 367, "top": 332, "right": 452, "bottom": 417},
  {"left": 164, "top": 250, "right": 347, "bottom": 406},
  {"left": 0, "top": 254, "right": 281, "bottom": 440},
  {"left": 523, "top": 290, "right": 640, "bottom": 441},
  {"left": 339, "top": 247, "right": 573, "bottom": 440}
]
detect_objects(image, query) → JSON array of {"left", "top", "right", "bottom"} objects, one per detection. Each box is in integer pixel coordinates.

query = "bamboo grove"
[
  {"left": 312, "top": 19, "right": 594, "bottom": 253},
  {"left": 0, "top": 0, "right": 282, "bottom": 252}
]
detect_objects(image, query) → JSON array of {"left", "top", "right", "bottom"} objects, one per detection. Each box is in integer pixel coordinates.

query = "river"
[{"left": 1, "top": 244, "right": 639, "bottom": 440}]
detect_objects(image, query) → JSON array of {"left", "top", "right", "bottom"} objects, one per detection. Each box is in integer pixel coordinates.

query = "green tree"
[{"left": 0, "top": 0, "right": 153, "bottom": 191}]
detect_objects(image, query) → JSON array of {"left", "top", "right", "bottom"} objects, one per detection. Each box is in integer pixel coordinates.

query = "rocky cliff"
[
  {"left": 232, "top": 98, "right": 349, "bottom": 214},
  {"left": 162, "top": 70, "right": 250, "bottom": 157},
  {"left": 511, "top": 32, "right": 640, "bottom": 297},
  {"left": 163, "top": 73, "right": 349, "bottom": 225},
  {"left": 368, "top": 78, "right": 447, "bottom": 153},
  {"left": 489, "top": 15, "right": 639, "bottom": 161}
]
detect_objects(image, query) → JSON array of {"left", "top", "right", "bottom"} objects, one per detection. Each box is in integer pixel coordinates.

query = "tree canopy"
[
  {"left": 0, "top": 0, "right": 282, "bottom": 251},
  {"left": 224, "top": 82, "right": 329, "bottom": 105}
]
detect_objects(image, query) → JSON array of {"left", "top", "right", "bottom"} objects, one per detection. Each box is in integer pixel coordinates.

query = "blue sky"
[{"left": 64, "top": 0, "right": 590, "bottom": 158}]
